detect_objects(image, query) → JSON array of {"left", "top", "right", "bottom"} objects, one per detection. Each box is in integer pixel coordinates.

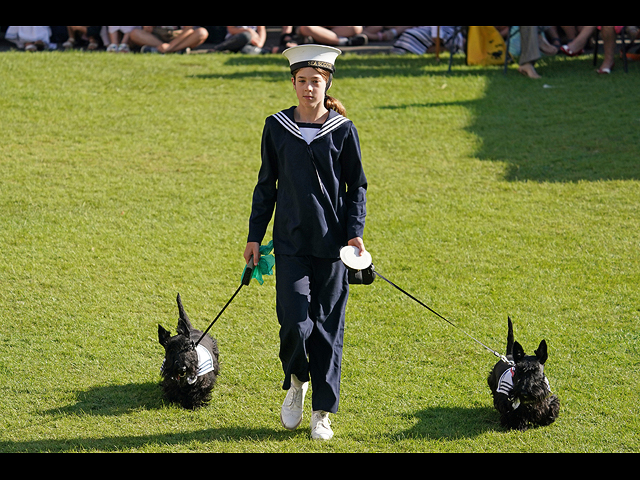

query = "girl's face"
[{"left": 292, "top": 67, "right": 329, "bottom": 110}]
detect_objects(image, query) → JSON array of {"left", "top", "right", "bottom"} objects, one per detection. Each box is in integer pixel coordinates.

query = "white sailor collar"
[{"left": 271, "top": 107, "right": 350, "bottom": 144}]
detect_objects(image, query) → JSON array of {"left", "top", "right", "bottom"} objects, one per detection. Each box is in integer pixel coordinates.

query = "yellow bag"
[{"left": 466, "top": 26, "right": 506, "bottom": 65}]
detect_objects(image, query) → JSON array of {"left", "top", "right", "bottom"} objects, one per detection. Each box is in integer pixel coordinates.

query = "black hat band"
[{"left": 290, "top": 60, "right": 335, "bottom": 74}]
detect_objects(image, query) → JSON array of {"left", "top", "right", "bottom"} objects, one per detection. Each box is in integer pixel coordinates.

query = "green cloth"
[{"left": 242, "top": 240, "right": 275, "bottom": 285}]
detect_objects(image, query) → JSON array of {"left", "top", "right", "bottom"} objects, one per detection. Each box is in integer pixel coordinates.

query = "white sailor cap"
[{"left": 283, "top": 44, "right": 342, "bottom": 74}]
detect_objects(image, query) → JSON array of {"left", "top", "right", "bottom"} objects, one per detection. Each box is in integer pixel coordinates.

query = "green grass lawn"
[{"left": 0, "top": 50, "right": 638, "bottom": 452}]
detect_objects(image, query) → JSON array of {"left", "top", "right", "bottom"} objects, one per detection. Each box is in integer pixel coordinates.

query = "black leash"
[
  {"left": 196, "top": 254, "right": 509, "bottom": 364},
  {"left": 195, "top": 256, "right": 256, "bottom": 347},
  {"left": 373, "top": 267, "right": 510, "bottom": 364}
]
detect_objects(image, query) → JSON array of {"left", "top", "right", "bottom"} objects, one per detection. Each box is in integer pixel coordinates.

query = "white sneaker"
[
  {"left": 311, "top": 410, "right": 333, "bottom": 440},
  {"left": 280, "top": 375, "right": 308, "bottom": 430}
]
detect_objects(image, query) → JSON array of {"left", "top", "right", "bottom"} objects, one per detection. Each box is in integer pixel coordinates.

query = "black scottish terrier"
[
  {"left": 488, "top": 318, "right": 560, "bottom": 430},
  {"left": 158, "top": 294, "right": 219, "bottom": 410}
]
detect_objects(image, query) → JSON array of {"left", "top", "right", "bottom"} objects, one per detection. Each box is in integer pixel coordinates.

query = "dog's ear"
[
  {"left": 158, "top": 324, "right": 171, "bottom": 347},
  {"left": 535, "top": 340, "right": 548, "bottom": 365},
  {"left": 176, "top": 293, "right": 193, "bottom": 331},
  {"left": 506, "top": 317, "right": 515, "bottom": 356},
  {"left": 177, "top": 317, "right": 191, "bottom": 338},
  {"left": 513, "top": 341, "right": 525, "bottom": 362},
  {"left": 177, "top": 294, "right": 189, "bottom": 321}
]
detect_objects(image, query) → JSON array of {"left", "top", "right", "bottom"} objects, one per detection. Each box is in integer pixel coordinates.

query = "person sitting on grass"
[
  {"left": 63, "top": 26, "right": 101, "bottom": 50},
  {"left": 295, "top": 26, "right": 368, "bottom": 47},
  {"left": 130, "top": 26, "right": 209, "bottom": 54},
  {"left": 559, "top": 26, "right": 637, "bottom": 74},
  {"left": 211, "top": 26, "right": 273, "bottom": 54}
]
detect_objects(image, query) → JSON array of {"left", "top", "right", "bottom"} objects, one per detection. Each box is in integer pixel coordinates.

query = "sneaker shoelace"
[
  {"left": 285, "top": 385, "right": 303, "bottom": 408},
  {"left": 313, "top": 411, "right": 331, "bottom": 428}
]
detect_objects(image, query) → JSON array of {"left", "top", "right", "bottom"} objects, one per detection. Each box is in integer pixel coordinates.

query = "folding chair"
[
  {"left": 503, "top": 26, "right": 518, "bottom": 75},
  {"left": 446, "top": 26, "right": 467, "bottom": 72},
  {"left": 593, "top": 27, "right": 631, "bottom": 73}
]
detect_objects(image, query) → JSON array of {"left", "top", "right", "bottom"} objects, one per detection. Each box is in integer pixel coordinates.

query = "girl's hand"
[
  {"left": 244, "top": 242, "right": 261, "bottom": 266},
  {"left": 347, "top": 237, "right": 365, "bottom": 256}
]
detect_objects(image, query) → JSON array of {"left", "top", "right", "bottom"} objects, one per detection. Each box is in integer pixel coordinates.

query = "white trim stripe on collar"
[{"left": 272, "top": 110, "right": 349, "bottom": 143}]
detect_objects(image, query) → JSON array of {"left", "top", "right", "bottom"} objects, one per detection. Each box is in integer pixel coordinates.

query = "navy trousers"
[{"left": 276, "top": 254, "right": 349, "bottom": 413}]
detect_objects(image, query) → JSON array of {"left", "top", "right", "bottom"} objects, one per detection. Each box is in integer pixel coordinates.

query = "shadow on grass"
[
  {"left": 43, "top": 381, "right": 165, "bottom": 417},
  {"left": 221, "top": 54, "right": 450, "bottom": 75},
  {"left": 1, "top": 382, "right": 293, "bottom": 452},
  {"left": 393, "top": 406, "right": 500, "bottom": 441},
  {"left": 205, "top": 54, "right": 640, "bottom": 182},
  {"left": 2, "top": 383, "right": 502, "bottom": 451},
  {"left": 0, "top": 427, "right": 295, "bottom": 453},
  {"left": 193, "top": 54, "right": 475, "bottom": 82},
  {"left": 468, "top": 68, "right": 640, "bottom": 182},
  {"left": 377, "top": 57, "right": 640, "bottom": 183}
]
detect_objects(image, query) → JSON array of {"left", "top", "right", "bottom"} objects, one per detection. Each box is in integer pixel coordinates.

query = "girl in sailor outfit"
[{"left": 244, "top": 45, "right": 367, "bottom": 440}]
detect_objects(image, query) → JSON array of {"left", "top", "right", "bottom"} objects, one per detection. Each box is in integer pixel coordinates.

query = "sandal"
[{"left": 559, "top": 44, "right": 584, "bottom": 57}]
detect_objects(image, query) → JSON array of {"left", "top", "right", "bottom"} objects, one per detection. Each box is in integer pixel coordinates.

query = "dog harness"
[
  {"left": 496, "top": 367, "right": 516, "bottom": 396},
  {"left": 497, "top": 367, "right": 552, "bottom": 409},
  {"left": 160, "top": 344, "right": 216, "bottom": 378},
  {"left": 195, "top": 344, "right": 216, "bottom": 376}
]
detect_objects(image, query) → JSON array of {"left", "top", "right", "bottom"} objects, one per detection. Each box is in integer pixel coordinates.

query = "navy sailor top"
[{"left": 248, "top": 106, "right": 367, "bottom": 258}]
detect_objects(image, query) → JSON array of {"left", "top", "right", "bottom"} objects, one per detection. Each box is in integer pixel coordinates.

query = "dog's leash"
[
  {"left": 372, "top": 266, "right": 512, "bottom": 365},
  {"left": 194, "top": 256, "right": 256, "bottom": 347}
]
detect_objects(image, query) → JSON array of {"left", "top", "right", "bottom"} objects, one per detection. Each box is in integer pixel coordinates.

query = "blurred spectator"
[
  {"left": 5, "top": 26, "right": 51, "bottom": 51},
  {"left": 49, "top": 26, "right": 68, "bottom": 48},
  {"left": 278, "top": 26, "right": 299, "bottom": 51},
  {"left": 211, "top": 26, "right": 272, "bottom": 54},
  {"left": 363, "top": 26, "right": 415, "bottom": 43},
  {"left": 392, "top": 26, "right": 463, "bottom": 55},
  {"left": 515, "top": 26, "right": 558, "bottom": 79},
  {"left": 558, "top": 26, "right": 638, "bottom": 73},
  {"left": 130, "top": 26, "right": 208, "bottom": 53},
  {"left": 107, "top": 26, "right": 137, "bottom": 53},
  {"left": 296, "top": 26, "right": 368, "bottom": 46},
  {"left": 558, "top": 26, "right": 598, "bottom": 56},
  {"left": 202, "top": 26, "right": 228, "bottom": 46},
  {"left": 594, "top": 26, "right": 619, "bottom": 73},
  {"left": 546, "top": 26, "right": 585, "bottom": 48},
  {"left": 63, "top": 26, "right": 101, "bottom": 50}
]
